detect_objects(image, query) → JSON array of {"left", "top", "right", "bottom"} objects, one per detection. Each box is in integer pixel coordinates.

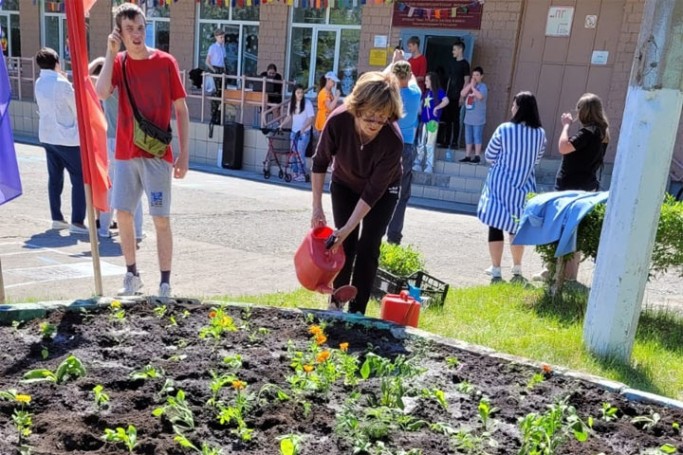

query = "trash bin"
[{"left": 222, "top": 122, "right": 244, "bottom": 170}]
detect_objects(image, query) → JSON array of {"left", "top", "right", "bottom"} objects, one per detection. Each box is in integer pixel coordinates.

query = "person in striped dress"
[{"left": 477, "top": 91, "right": 546, "bottom": 280}]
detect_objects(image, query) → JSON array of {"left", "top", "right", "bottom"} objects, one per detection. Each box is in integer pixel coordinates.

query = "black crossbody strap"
[{"left": 121, "top": 54, "right": 143, "bottom": 123}]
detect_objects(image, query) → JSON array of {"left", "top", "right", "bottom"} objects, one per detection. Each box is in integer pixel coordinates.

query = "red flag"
[{"left": 65, "top": 0, "right": 110, "bottom": 212}]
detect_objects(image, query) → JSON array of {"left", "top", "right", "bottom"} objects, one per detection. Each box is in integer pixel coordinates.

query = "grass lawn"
[{"left": 223, "top": 283, "right": 683, "bottom": 400}]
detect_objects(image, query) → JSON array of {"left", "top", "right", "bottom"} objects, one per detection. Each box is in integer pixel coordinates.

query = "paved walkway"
[{"left": 2, "top": 142, "right": 682, "bottom": 311}]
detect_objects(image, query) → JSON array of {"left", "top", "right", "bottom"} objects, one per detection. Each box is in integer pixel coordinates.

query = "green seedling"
[
  {"left": 40, "top": 346, "right": 49, "bottom": 360},
  {"left": 130, "top": 364, "right": 163, "bottom": 380},
  {"left": 600, "top": 402, "right": 619, "bottom": 422},
  {"left": 13, "top": 409, "right": 33, "bottom": 442},
  {"left": 673, "top": 421, "right": 681, "bottom": 435},
  {"left": 22, "top": 354, "right": 86, "bottom": 384},
  {"left": 222, "top": 354, "right": 243, "bottom": 370},
  {"left": 103, "top": 425, "right": 138, "bottom": 453},
  {"left": 659, "top": 444, "right": 677, "bottom": 454},
  {"left": 631, "top": 411, "right": 661, "bottom": 431},
  {"left": 92, "top": 385, "right": 110, "bottom": 409},
  {"left": 173, "top": 434, "right": 224, "bottom": 454},
  {"left": 518, "top": 398, "right": 591, "bottom": 454},
  {"left": 109, "top": 301, "right": 126, "bottom": 322},
  {"left": 478, "top": 397, "right": 498, "bottom": 431},
  {"left": 420, "top": 388, "right": 448, "bottom": 410},
  {"left": 277, "top": 433, "right": 302, "bottom": 455},
  {"left": 445, "top": 356, "right": 460, "bottom": 368},
  {"left": 38, "top": 322, "right": 56, "bottom": 340},
  {"left": 456, "top": 381, "right": 476, "bottom": 395},
  {"left": 153, "top": 305, "right": 167, "bottom": 318},
  {"left": 200, "top": 307, "right": 238, "bottom": 340},
  {"left": 153, "top": 389, "right": 195, "bottom": 435},
  {"left": 526, "top": 372, "right": 545, "bottom": 390}
]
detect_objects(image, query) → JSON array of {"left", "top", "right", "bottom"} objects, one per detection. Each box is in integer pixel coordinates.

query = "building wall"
[
  {"left": 89, "top": 0, "right": 114, "bottom": 60},
  {"left": 257, "top": 3, "right": 288, "bottom": 75},
  {"left": 169, "top": 0, "right": 196, "bottom": 71},
  {"left": 357, "top": 3, "right": 393, "bottom": 74},
  {"left": 19, "top": 1, "right": 40, "bottom": 65}
]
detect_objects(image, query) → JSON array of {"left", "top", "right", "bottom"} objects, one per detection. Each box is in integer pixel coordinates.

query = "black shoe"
[
  {"left": 459, "top": 156, "right": 472, "bottom": 163},
  {"left": 472, "top": 156, "right": 481, "bottom": 164}
]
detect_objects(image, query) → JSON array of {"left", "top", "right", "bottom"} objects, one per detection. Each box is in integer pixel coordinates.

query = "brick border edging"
[{"left": 1, "top": 297, "right": 681, "bottom": 411}]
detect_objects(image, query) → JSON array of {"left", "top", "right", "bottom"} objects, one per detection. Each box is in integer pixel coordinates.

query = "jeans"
[
  {"left": 290, "top": 130, "right": 310, "bottom": 175},
  {"left": 43, "top": 143, "right": 86, "bottom": 225},
  {"left": 331, "top": 180, "right": 399, "bottom": 315},
  {"left": 465, "top": 123, "right": 485, "bottom": 145},
  {"left": 414, "top": 123, "right": 437, "bottom": 172},
  {"left": 387, "top": 143, "right": 416, "bottom": 244}
]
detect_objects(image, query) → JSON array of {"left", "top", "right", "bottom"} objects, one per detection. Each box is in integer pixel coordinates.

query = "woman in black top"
[
  {"left": 556, "top": 93, "right": 610, "bottom": 191},
  {"left": 536, "top": 93, "right": 609, "bottom": 282},
  {"left": 311, "top": 71, "right": 404, "bottom": 315}
]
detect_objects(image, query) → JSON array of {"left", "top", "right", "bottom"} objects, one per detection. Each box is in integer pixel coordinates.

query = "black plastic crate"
[
  {"left": 406, "top": 271, "right": 449, "bottom": 307},
  {"left": 371, "top": 268, "right": 406, "bottom": 300}
]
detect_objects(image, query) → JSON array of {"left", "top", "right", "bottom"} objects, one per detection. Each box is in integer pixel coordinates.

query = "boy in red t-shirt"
[
  {"left": 407, "top": 36, "right": 427, "bottom": 94},
  {"left": 95, "top": 3, "right": 189, "bottom": 299}
]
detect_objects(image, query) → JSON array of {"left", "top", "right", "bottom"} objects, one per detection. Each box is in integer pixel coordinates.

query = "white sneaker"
[
  {"left": 532, "top": 269, "right": 550, "bottom": 282},
  {"left": 118, "top": 272, "right": 143, "bottom": 296},
  {"left": 158, "top": 283, "right": 172, "bottom": 299},
  {"left": 484, "top": 266, "right": 502, "bottom": 279},
  {"left": 511, "top": 265, "right": 523, "bottom": 276},
  {"left": 51, "top": 220, "right": 70, "bottom": 230},
  {"left": 69, "top": 224, "right": 89, "bottom": 235}
]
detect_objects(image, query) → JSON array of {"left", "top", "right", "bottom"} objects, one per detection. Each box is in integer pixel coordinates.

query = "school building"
[{"left": 3, "top": 0, "right": 682, "bottom": 204}]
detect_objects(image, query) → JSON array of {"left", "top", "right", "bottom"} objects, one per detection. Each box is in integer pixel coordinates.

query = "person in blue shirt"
[
  {"left": 460, "top": 66, "right": 487, "bottom": 164},
  {"left": 386, "top": 60, "right": 422, "bottom": 245},
  {"left": 413, "top": 72, "right": 449, "bottom": 173}
]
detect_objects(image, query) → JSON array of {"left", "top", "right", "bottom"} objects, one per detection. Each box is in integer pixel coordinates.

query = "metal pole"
[{"left": 84, "top": 184, "right": 104, "bottom": 296}]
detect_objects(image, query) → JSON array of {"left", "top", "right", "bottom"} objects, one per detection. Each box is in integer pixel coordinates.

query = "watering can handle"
[{"left": 324, "top": 234, "right": 337, "bottom": 250}]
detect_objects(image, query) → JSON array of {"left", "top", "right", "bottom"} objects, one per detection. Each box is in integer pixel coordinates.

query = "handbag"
[{"left": 122, "top": 55, "right": 173, "bottom": 157}]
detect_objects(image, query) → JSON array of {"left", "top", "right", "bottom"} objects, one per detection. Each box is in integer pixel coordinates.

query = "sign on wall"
[
  {"left": 392, "top": 0, "right": 484, "bottom": 30},
  {"left": 546, "top": 6, "right": 574, "bottom": 37}
]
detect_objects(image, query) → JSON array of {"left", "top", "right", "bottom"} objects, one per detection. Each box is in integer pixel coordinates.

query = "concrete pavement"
[{"left": 1, "top": 142, "right": 682, "bottom": 311}]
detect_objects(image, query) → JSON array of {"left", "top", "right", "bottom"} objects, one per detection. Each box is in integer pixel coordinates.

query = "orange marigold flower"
[
  {"left": 339, "top": 342, "right": 349, "bottom": 352},
  {"left": 208, "top": 310, "right": 217, "bottom": 319},
  {"left": 541, "top": 363, "right": 553, "bottom": 374},
  {"left": 231, "top": 380, "right": 246, "bottom": 390},
  {"left": 316, "top": 351, "right": 331, "bottom": 363},
  {"left": 315, "top": 333, "right": 327, "bottom": 345},
  {"left": 308, "top": 325, "right": 323, "bottom": 336},
  {"left": 303, "top": 364, "right": 314, "bottom": 373}
]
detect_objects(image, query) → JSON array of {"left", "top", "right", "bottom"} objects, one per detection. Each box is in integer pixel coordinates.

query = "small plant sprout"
[
  {"left": 600, "top": 402, "right": 619, "bottom": 422},
  {"left": 278, "top": 433, "right": 303, "bottom": 455},
  {"left": 478, "top": 397, "right": 498, "bottom": 431},
  {"left": 153, "top": 305, "right": 167, "bottom": 318},
  {"left": 673, "top": 421, "right": 681, "bottom": 435},
  {"left": 631, "top": 411, "right": 661, "bottom": 431},
  {"left": 445, "top": 356, "right": 460, "bottom": 368},
  {"left": 420, "top": 388, "right": 448, "bottom": 410},
  {"left": 109, "top": 300, "right": 126, "bottom": 322},
  {"left": 103, "top": 425, "right": 138, "bottom": 453},
  {"left": 200, "top": 307, "right": 237, "bottom": 340},
  {"left": 173, "top": 434, "right": 223, "bottom": 455},
  {"left": 93, "top": 385, "right": 110, "bottom": 409},
  {"left": 38, "top": 322, "right": 56, "bottom": 340},
  {"left": 659, "top": 444, "right": 677, "bottom": 454},
  {"left": 22, "top": 354, "right": 86, "bottom": 384},
  {"left": 456, "top": 381, "right": 475, "bottom": 395},
  {"left": 40, "top": 346, "right": 49, "bottom": 360},
  {"left": 222, "top": 354, "right": 243, "bottom": 370},
  {"left": 153, "top": 389, "right": 195, "bottom": 435},
  {"left": 13, "top": 409, "right": 33, "bottom": 443},
  {"left": 527, "top": 372, "right": 545, "bottom": 390},
  {"left": 130, "top": 365, "right": 164, "bottom": 381}
]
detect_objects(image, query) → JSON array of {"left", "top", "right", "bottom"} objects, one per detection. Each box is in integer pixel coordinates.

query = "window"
[
  {"left": 287, "top": 6, "right": 360, "bottom": 94},
  {"left": 41, "top": 8, "right": 89, "bottom": 70},
  {"left": 0, "top": 1, "right": 20, "bottom": 58},
  {"left": 144, "top": 5, "right": 170, "bottom": 53},
  {"left": 196, "top": 4, "right": 259, "bottom": 77}
]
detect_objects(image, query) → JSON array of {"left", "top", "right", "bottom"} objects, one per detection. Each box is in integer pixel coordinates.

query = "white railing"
[{"left": 4, "top": 57, "right": 36, "bottom": 100}]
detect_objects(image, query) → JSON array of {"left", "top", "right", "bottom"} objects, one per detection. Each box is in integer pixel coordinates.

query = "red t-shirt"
[
  {"left": 409, "top": 54, "right": 427, "bottom": 93},
  {"left": 111, "top": 50, "right": 186, "bottom": 163}
]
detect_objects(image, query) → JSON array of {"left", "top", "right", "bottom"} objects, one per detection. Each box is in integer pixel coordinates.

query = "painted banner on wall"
[{"left": 392, "top": 0, "right": 484, "bottom": 30}]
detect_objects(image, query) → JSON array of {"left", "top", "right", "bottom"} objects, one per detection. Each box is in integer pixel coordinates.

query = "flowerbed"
[{"left": 0, "top": 301, "right": 681, "bottom": 454}]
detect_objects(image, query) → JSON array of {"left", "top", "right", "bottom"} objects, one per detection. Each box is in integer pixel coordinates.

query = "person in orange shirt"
[{"left": 314, "top": 71, "right": 340, "bottom": 134}]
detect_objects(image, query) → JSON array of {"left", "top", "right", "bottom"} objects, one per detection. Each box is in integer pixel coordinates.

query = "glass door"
[{"left": 0, "top": 14, "right": 9, "bottom": 56}]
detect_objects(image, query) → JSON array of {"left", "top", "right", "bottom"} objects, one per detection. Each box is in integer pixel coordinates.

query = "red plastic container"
[
  {"left": 294, "top": 226, "right": 346, "bottom": 294},
  {"left": 380, "top": 291, "right": 420, "bottom": 328}
]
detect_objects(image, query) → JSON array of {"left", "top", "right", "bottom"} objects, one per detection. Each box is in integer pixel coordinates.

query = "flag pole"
[
  {"left": 0, "top": 257, "right": 5, "bottom": 304},
  {"left": 85, "top": 184, "right": 103, "bottom": 296}
]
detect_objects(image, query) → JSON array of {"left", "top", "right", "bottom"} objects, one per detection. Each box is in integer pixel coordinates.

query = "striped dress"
[{"left": 477, "top": 122, "right": 546, "bottom": 233}]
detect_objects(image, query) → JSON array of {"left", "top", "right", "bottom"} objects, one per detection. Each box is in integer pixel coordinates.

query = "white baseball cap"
[{"left": 325, "top": 71, "right": 340, "bottom": 83}]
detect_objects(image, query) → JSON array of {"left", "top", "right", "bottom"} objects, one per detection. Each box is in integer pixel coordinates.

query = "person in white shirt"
[
  {"left": 281, "top": 84, "right": 314, "bottom": 182},
  {"left": 205, "top": 29, "right": 226, "bottom": 125},
  {"left": 34, "top": 47, "right": 87, "bottom": 235}
]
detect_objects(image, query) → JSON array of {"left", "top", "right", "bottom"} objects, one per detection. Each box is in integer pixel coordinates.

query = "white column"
[{"left": 583, "top": 0, "right": 683, "bottom": 361}]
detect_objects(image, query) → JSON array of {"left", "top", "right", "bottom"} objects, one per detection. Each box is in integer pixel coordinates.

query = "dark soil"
[{"left": 0, "top": 302, "right": 681, "bottom": 454}]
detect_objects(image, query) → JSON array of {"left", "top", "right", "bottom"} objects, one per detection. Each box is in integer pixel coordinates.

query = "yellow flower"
[
  {"left": 314, "top": 333, "right": 327, "bottom": 346},
  {"left": 339, "top": 342, "right": 349, "bottom": 352},
  {"left": 110, "top": 300, "right": 121, "bottom": 309},
  {"left": 316, "top": 351, "right": 331, "bottom": 363},
  {"left": 303, "top": 364, "right": 314, "bottom": 373},
  {"left": 231, "top": 380, "right": 246, "bottom": 390},
  {"left": 15, "top": 394, "right": 31, "bottom": 404},
  {"left": 308, "top": 325, "right": 323, "bottom": 336}
]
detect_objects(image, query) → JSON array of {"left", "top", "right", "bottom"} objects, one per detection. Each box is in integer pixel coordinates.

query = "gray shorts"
[{"left": 112, "top": 158, "right": 172, "bottom": 217}]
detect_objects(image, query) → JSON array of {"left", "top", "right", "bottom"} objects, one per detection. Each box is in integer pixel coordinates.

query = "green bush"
[
  {"left": 536, "top": 195, "right": 683, "bottom": 278},
  {"left": 378, "top": 243, "right": 425, "bottom": 278}
]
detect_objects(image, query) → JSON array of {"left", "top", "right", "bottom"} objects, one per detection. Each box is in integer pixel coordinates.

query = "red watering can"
[{"left": 294, "top": 226, "right": 357, "bottom": 302}]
